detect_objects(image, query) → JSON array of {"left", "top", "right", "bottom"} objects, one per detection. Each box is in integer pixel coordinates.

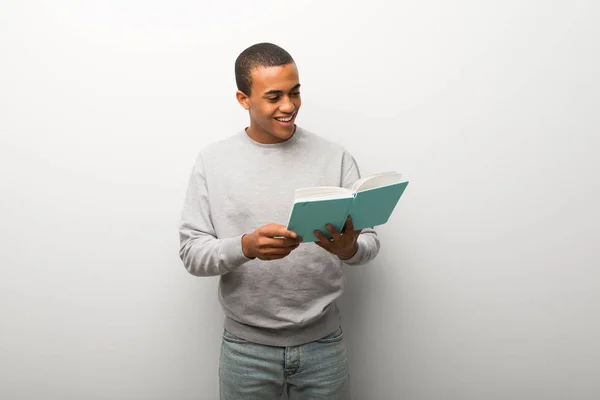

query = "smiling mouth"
[{"left": 274, "top": 113, "right": 296, "bottom": 122}]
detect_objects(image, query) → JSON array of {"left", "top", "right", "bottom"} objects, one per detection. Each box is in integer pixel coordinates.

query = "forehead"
[{"left": 250, "top": 63, "right": 299, "bottom": 93}]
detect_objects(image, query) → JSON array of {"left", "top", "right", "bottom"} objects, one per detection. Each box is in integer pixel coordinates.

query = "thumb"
[{"left": 264, "top": 223, "right": 298, "bottom": 239}]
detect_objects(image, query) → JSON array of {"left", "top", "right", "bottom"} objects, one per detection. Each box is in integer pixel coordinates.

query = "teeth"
[{"left": 276, "top": 115, "right": 293, "bottom": 122}]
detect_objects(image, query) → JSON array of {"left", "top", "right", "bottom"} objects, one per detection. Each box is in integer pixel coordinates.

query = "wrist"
[
  {"left": 337, "top": 242, "right": 359, "bottom": 260},
  {"left": 241, "top": 234, "right": 256, "bottom": 259}
]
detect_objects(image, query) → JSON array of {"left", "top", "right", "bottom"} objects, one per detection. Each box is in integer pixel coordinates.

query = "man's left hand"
[{"left": 314, "top": 216, "right": 361, "bottom": 260}]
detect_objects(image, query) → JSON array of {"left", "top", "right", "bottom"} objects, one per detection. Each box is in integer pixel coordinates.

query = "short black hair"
[{"left": 235, "top": 43, "right": 294, "bottom": 96}]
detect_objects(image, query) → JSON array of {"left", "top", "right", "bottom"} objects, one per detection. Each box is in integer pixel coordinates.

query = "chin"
[
  {"left": 277, "top": 133, "right": 295, "bottom": 142},
  {"left": 271, "top": 126, "right": 296, "bottom": 141}
]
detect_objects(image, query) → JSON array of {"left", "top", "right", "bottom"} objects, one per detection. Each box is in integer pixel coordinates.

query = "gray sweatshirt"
[{"left": 179, "top": 126, "right": 380, "bottom": 346}]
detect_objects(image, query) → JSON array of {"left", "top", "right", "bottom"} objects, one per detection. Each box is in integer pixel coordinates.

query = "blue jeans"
[{"left": 219, "top": 326, "right": 351, "bottom": 400}]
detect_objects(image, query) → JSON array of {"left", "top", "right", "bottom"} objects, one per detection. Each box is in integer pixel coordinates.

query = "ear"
[{"left": 236, "top": 90, "right": 251, "bottom": 110}]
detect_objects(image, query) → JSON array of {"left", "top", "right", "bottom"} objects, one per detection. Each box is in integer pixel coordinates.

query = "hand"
[
  {"left": 314, "top": 216, "right": 362, "bottom": 260},
  {"left": 242, "top": 223, "right": 303, "bottom": 261}
]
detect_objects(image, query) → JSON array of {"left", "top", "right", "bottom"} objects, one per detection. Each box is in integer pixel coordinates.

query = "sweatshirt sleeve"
[
  {"left": 339, "top": 151, "right": 381, "bottom": 266},
  {"left": 178, "top": 155, "right": 252, "bottom": 276}
]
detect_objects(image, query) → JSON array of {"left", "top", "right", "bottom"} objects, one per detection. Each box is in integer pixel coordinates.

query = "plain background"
[{"left": 1, "top": 1, "right": 599, "bottom": 399}]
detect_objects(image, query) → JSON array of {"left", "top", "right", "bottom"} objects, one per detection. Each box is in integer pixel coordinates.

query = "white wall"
[{"left": 1, "top": 1, "right": 599, "bottom": 399}]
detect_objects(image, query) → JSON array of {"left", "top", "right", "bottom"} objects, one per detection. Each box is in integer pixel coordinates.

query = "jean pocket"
[
  {"left": 222, "top": 329, "right": 248, "bottom": 344},
  {"left": 316, "top": 326, "right": 344, "bottom": 344}
]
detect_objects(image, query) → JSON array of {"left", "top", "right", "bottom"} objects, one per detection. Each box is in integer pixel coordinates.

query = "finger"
[
  {"left": 262, "top": 224, "right": 298, "bottom": 239},
  {"left": 276, "top": 226, "right": 298, "bottom": 239},
  {"left": 326, "top": 224, "right": 343, "bottom": 241},
  {"left": 314, "top": 230, "right": 330, "bottom": 244},
  {"left": 263, "top": 237, "right": 302, "bottom": 248},
  {"left": 314, "top": 240, "right": 335, "bottom": 254},
  {"left": 262, "top": 246, "right": 299, "bottom": 259},
  {"left": 345, "top": 216, "right": 355, "bottom": 233}
]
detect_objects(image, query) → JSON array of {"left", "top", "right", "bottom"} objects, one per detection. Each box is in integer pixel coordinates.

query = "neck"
[{"left": 245, "top": 124, "right": 296, "bottom": 144}]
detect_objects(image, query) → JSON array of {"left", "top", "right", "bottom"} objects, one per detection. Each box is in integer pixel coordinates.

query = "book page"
[
  {"left": 294, "top": 186, "right": 353, "bottom": 202},
  {"left": 352, "top": 171, "right": 404, "bottom": 192}
]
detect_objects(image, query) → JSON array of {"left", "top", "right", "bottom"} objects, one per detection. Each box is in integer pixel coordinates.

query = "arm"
[{"left": 178, "top": 156, "right": 252, "bottom": 276}]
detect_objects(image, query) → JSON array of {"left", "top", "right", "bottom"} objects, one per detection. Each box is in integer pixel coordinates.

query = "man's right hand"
[{"left": 242, "top": 224, "right": 303, "bottom": 260}]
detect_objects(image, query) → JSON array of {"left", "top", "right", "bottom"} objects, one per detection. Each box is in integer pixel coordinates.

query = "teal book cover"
[
  {"left": 286, "top": 180, "right": 409, "bottom": 242},
  {"left": 350, "top": 181, "right": 409, "bottom": 231},
  {"left": 287, "top": 196, "right": 354, "bottom": 242}
]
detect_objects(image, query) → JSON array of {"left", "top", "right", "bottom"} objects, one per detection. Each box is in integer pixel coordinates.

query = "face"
[{"left": 237, "top": 62, "right": 302, "bottom": 144}]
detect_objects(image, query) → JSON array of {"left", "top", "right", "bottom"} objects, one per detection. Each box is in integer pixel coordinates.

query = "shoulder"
[
  {"left": 298, "top": 127, "right": 353, "bottom": 158},
  {"left": 200, "top": 131, "right": 246, "bottom": 156},
  {"left": 193, "top": 131, "right": 246, "bottom": 168},
  {"left": 300, "top": 128, "right": 361, "bottom": 184}
]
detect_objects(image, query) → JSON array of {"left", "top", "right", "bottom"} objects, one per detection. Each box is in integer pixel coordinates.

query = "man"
[{"left": 179, "top": 42, "right": 380, "bottom": 400}]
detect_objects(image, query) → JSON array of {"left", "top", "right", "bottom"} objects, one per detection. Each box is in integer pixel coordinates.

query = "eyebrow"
[{"left": 263, "top": 84, "right": 301, "bottom": 96}]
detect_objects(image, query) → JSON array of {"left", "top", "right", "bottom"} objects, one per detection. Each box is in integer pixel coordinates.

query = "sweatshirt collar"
[{"left": 241, "top": 126, "right": 303, "bottom": 148}]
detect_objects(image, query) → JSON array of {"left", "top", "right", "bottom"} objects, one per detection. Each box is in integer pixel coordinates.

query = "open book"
[{"left": 286, "top": 172, "right": 409, "bottom": 242}]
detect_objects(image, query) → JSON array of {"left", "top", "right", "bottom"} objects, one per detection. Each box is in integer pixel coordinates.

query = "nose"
[{"left": 279, "top": 97, "right": 295, "bottom": 114}]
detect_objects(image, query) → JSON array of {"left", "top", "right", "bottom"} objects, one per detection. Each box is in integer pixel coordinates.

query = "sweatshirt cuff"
[{"left": 221, "top": 235, "right": 253, "bottom": 271}]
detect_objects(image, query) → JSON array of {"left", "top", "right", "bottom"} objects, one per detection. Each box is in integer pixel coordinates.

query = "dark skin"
[
  {"left": 237, "top": 62, "right": 360, "bottom": 261},
  {"left": 236, "top": 62, "right": 301, "bottom": 144},
  {"left": 314, "top": 217, "right": 361, "bottom": 260}
]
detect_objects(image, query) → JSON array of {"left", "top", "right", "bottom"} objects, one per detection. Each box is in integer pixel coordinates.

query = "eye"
[
  {"left": 290, "top": 92, "right": 300, "bottom": 97},
  {"left": 267, "top": 97, "right": 279, "bottom": 103}
]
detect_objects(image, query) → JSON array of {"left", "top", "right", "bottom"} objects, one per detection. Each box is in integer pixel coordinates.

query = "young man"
[{"left": 179, "top": 43, "right": 380, "bottom": 400}]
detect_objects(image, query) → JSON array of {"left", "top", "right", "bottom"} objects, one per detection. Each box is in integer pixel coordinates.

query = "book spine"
[{"left": 341, "top": 195, "right": 356, "bottom": 233}]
